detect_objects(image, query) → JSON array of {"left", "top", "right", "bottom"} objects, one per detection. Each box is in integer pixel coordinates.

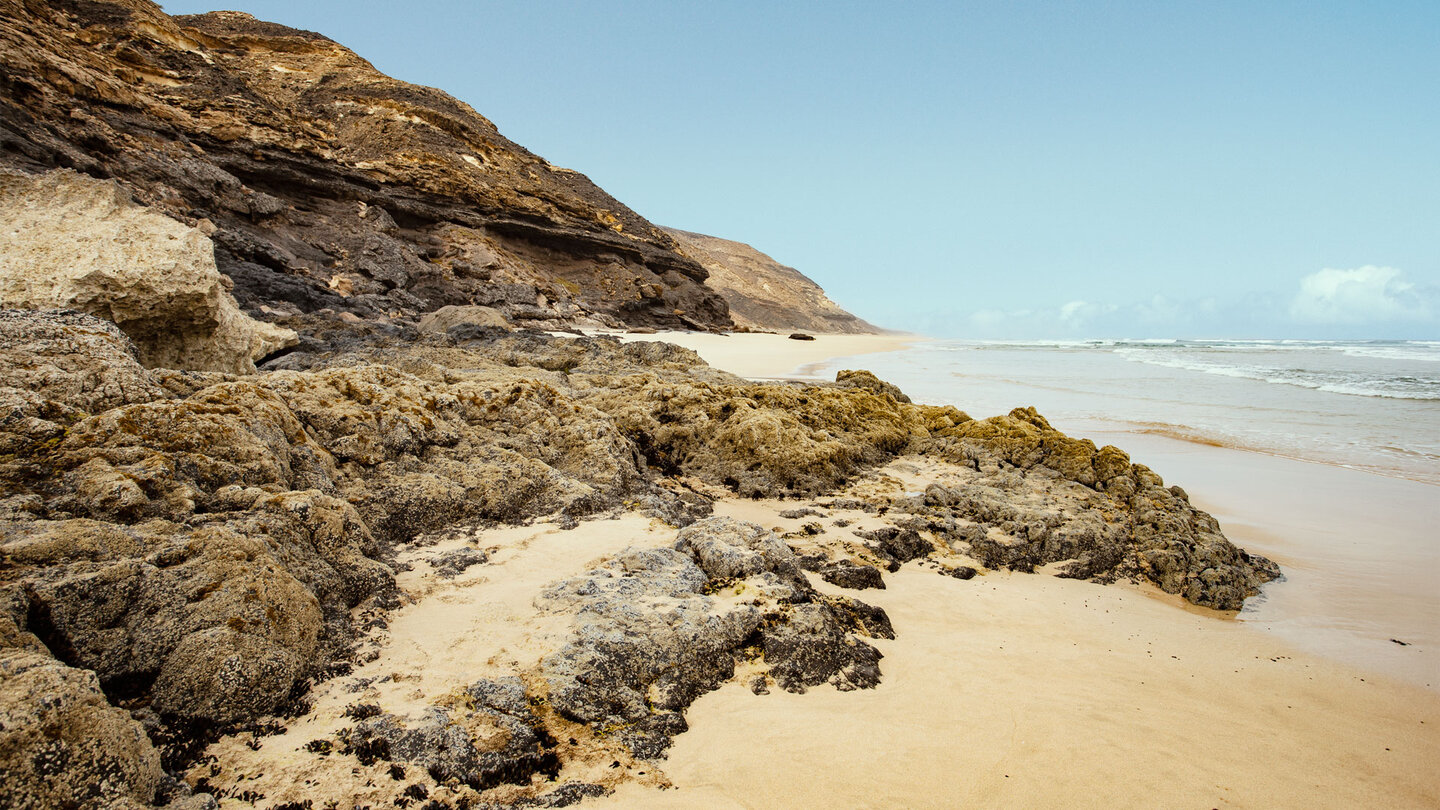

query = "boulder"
[
  {"left": 835, "top": 369, "right": 912, "bottom": 403},
  {"left": 0, "top": 169, "right": 296, "bottom": 373},
  {"left": 416, "top": 304, "right": 511, "bottom": 334},
  {"left": 819, "top": 560, "right": 886, "bottom": 590},
  {"left": 673, "top": 515, "right": 807, "bottom": 588},
  {"left": 337, "top": 678, "right": 558, "bottom": 791},
  {"left": 0, "top": 649, "right": 164, "bottom": 809},
  {"left": 916, "top": 408, "right": 1282, "bottom": 609}
]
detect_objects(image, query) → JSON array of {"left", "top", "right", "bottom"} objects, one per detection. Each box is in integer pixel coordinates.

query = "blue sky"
[{"left": 160, "top": 1, "right": 1439, "bottom": 339}]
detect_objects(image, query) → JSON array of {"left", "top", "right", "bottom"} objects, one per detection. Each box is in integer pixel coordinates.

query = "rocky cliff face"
[
  {"left": 665, "top": 228, "right": 881, "bottom": 334},
  {"left": 0, "top": 0, "right": 731, "bottom": 331}
]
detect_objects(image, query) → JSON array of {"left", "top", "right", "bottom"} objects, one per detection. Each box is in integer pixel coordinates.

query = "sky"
[{"left": 158, "top": 0, "right": 1439, "bottom": 339}]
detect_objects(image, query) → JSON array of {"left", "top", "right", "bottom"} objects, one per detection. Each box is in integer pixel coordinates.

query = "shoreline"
[
  {"left": 583, "top": 333, "right": 1440, "bottom": 807},
  {"left": 1073, "top": 425, "right": 1440, "bottom": 691},
  {"left": 602, "top": 330, "right": 927, "bottom": 380},
  {"left": 688, "top": 330, "right": 1439, "bottom": 690},
  {"left": 589, "top": 464, "right": 1440, "bottom": 809},
  {"left": 181, "top": 329, "right": 1440, "bottom": 808}
]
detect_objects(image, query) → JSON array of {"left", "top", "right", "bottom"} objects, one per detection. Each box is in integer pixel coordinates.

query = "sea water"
[
  {"left": 799, "top": 338, "right": 1440, "bottom": 688},
  {"left": 809, "top": 338, "right": 1440, "bottom": 485}
]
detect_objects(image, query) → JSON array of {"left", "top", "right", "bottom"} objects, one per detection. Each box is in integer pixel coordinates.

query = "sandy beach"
[
  {"left": 184, "top": 331, "right": 1440, "bottom": 809},
  {"left": 585, "top": 332, "right": 1440, "bottom": 808},
  {"left": 605, "top": 330, "right": 924, "bottom": 380}
]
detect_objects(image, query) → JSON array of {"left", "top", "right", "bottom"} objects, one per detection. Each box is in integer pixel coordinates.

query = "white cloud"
[{"left": 1289, "top": 266, "right": 1432, "bottom": 325}]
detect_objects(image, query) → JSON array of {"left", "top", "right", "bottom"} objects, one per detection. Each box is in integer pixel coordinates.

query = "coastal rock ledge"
[{"left": 0, "top": 309, "right": 1279, "bottom": 808}]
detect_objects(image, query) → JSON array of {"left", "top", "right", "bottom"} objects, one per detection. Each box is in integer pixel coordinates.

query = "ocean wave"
[
  {"left": 1337, "top": 345, "right": 1440, "bottom": 363},
  {"left": 1113, "top": 352, "right": 1440, "bottom": 400}
]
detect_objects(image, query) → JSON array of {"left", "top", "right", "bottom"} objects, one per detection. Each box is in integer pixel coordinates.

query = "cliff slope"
[
  {"left": 665, "top": 228, "right": 881, "bottom": 334},
  {"left": 0, "top": 0, "right": 731, "bottom": 330}
]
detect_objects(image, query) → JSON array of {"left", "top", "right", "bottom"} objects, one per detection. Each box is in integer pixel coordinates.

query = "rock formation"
[
  {"left": 538, "top": 517, "right": 891, "bottom": 758},
  {"left": 0, "top": 0, "right": 731, "bottom": 331},
  {"left": 665, "top": 228, "right": 882, "bottom": 334},
  {"left": 0, "top": 169, "right": 296, "bottom": 373},
  {"left": 0, "top": 308, "right": 1280, "bottom": 807}
]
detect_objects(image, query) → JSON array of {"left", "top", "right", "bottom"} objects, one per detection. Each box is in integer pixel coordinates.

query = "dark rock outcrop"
[
  {"left": 536, "top": 517, "right": 892, "bottom": 758},
  {"left": 0, "top": 0, "right": 732, "bottom": 330},
  {"left": 912, "top": 406, "right": 1282, "bottom": 610},
  {"left": 337, "top": 678, "right": 560, "bottom": 792},
  {"left": 819, "top": 560, "right": 887, "bottom": 590}
]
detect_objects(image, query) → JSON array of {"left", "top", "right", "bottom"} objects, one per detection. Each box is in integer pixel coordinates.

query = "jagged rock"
[
  {"left": 6, "top": 495, "right": 389, "bottom": 725},
  {"left": 429, "top": 546, "right": 490, "bottom": 578},
  {"left": 537, "top": 545, "right": 757, "bottom": 758},
  {"left": 819, "top": 560, "right": 886, "bottom": 590},
  {"left": 337, "top": 678, "right": 558, "bottom": 791},
  {"left": 915, "top": 407, "right": 1281, "bottom": 609},
  {"left": 0, "top": 309, "right": 166, "bottom": 413},
  {"left": 836, "top": 369, "right": 912, "bottom": 403},
  {"left": 0, "top": 170, "right": 296, "bottom": 373},
  {"left": 538, "top": 519, "right": 891, "bottom": 758},
  {"left": 0, "top": 304, "right": 1281, "bottom": 805},
  {"left": 762, "top": 594, "right": 893, "bottom": 694},
  {"left": 417, "top": 305, "right": 511, "bottom": 334},
  {"left": 857, "top": 526, "right": 935, "bottom": 568},
  {"left": 0, "top": 648, "right": 163, "bottom": 809},
  {"left": 260, "top": 364, "right": 651, "bottom": 543},
  {"left": 673, "top": 515, "right": 807, "bottom": 589},
  {"left": 582, "top": 372, "right": 926, "bottom": 498}
]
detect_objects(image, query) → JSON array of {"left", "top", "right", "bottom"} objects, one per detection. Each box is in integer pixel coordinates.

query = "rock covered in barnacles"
[{"left": 537, "top": 518, "right": 893, "bottom": 758}]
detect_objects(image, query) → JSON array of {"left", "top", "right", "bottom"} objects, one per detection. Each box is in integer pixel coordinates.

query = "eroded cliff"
[{"left": 0, "top": 0, "right": 731, "bottom": 330}]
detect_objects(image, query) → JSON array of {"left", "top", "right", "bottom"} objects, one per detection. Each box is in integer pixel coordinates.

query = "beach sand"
[
  {"left": 605, "top": 330, "right": 923, "bottom": 380},
  {"left": 590, "top": 333, "right": 1440, "bottom": 808},
  {"left": 1076, "top": 425, "right": 1440, "bottom": 692},
  {"left": 199, "top": 332, "right": 1440, "bottom": 808}
]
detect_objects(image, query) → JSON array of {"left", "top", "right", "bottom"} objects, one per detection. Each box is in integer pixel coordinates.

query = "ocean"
[
  {"left": 799, "top": 337, "right": 1440, "bottom": 688},
  {"left": 806, "top": 338, "right": 1440, "bottom": 486}
]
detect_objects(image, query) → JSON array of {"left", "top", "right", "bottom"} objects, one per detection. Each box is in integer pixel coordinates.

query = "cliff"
[
  {"left": 665, "top": 228, "right": 883, "bottom": 334},
  {"left": 0, "top": 0, "right": 731, "bottom": 330}
]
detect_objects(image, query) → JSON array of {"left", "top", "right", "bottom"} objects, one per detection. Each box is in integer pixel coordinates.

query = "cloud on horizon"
[
  {"left": 930, "top": 267, "right": 1435, "bottom": 340},
  {"left": 1288, "top": 266, "right": 1433, "bottom": 326},
  {"left": 961, "top": 294, "right": 1218, "bottom": 339}
]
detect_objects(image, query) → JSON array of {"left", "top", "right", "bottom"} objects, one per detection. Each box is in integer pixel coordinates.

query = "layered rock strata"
[
  {"left": 0, "top": 0, "right": 731, "bottom": 330},
  {"left": 665, "top": 228, "right": 882, "bottom": 334}
]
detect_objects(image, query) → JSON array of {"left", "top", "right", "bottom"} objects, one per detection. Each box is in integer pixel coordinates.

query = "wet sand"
[{"left": 1073, "top": 425, "right": 1440, "bottom": 691}]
